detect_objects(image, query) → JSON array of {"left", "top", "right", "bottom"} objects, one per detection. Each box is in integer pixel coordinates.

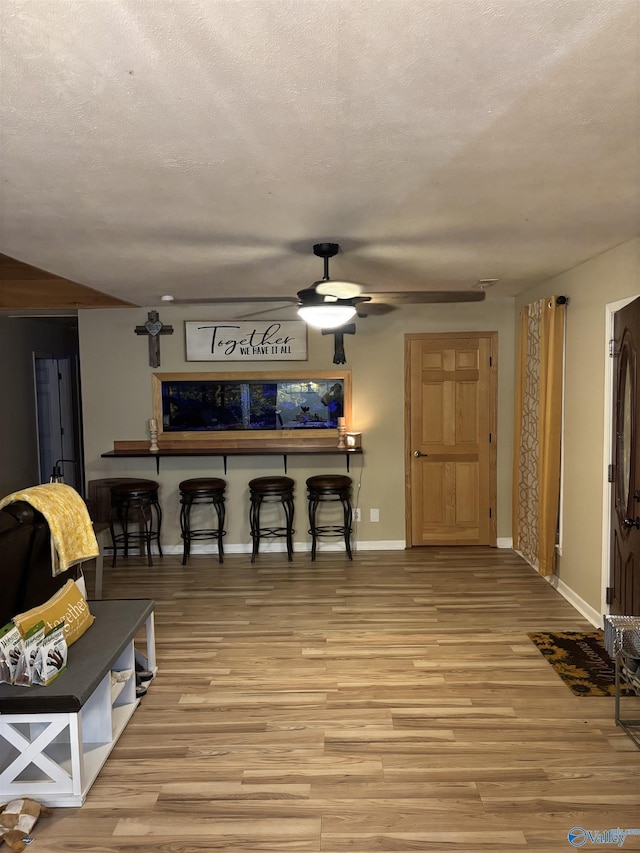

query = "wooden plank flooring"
[{"left": 35, "top": 548, "right": 640, "bottom": 851}]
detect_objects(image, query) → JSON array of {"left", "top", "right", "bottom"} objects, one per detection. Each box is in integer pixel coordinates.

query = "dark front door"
[{"left": 610, "top": 297, "right": 640, "bottom": 615}]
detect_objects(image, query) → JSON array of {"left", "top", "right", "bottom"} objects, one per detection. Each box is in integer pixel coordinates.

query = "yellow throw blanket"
[{"left": 0, "top": 483, "right": 99, "bottom": 576}]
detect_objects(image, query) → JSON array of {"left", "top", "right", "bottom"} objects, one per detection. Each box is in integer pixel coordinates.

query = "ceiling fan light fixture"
[
  {"left": 297, "top": 303, "right": 357, "bottom": 329},
  {"left": 315, "top": 280, "right": 363, "bottom": 299}
]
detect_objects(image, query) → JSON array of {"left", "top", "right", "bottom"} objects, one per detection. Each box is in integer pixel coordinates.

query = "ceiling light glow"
[{"left": 297, "top": 304, "right": 357, "bottom": 329}]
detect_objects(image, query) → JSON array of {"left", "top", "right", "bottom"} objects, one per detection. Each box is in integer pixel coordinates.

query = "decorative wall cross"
[
  {"left": 322, "top": 323, "right": 356, "bottom": 365},
  {"left": 134, "top": 310, "right": 174, "bottom": 367}
]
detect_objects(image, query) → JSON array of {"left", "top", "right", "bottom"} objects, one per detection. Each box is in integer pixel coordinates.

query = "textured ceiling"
[{"left": 1, "top": 0, "right": 639, "bottom": 307}]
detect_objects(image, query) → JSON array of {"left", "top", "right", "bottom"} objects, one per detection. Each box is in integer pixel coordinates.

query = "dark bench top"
[{"left": 0, "top": 598, "right": 154, "bottom": 714}]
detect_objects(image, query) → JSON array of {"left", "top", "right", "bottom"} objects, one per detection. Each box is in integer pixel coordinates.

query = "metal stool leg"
[
  {"left": 216, "top": 500, "right": 225, "bottom": 564},
  {"left": 308, "top": 495, "right": 319, "bottom": 561},
  {"left": 140, "top": 503, "right": 154, "bottom": 567},
  {"left": 120, "top": 502, "right": 131, "bottom": 559},
  {"left": 283, "top": 492, "right": 295, "bottom": 561},
  {"left": 340, "top": 493, "right": 353, "bottom": 560},
  {"left": 153, "top": 498, "right": 163, "bottom": 556},
  {"left": 180, "top": 496, "right": 191, "bottom": 565},
  {"left": 250, "top": 495, "right": 262, "bottom": 564},
  {"left": 109, "top": 510, "right": 118, "bottom": 568}
]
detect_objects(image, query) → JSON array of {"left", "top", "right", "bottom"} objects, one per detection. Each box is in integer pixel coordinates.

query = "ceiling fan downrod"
[{"left": 313, "top": 242, "right": 340, "bottom": 280}]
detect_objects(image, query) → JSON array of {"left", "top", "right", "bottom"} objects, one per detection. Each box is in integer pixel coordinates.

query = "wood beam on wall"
[{"left": 0, "top": 253, "right": 136, "bottom": 310}]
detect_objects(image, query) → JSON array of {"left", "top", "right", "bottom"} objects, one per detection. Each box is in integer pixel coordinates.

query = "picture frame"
[{"left": 151, "top": 370, "right": 352, "bottom": 446}]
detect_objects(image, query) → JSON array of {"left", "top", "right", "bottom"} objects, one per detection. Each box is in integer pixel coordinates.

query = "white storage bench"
[{"left": 0, "top": 598, "right": 155, "bottom": 807}]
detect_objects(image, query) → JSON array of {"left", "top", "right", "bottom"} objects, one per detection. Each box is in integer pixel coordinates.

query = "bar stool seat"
[
  {"left": 249, "top": 476, "right": 295, "bottom": 563},
  {"left": 109, "top": 479, "right": 163, "bottom": 567},
  {"left": 179, "top": 477, "right": 226, "bottom": 564},
  {"left": 306, "top": 474, "right": 353, "bottom": 561}
]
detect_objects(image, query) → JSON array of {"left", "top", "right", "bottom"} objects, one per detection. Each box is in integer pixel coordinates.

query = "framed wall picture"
[{"left": 152, "top": 370, "right": 351, "bottom": 446}]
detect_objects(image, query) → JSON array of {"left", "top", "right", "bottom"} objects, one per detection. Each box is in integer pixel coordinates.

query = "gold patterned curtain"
[{"left": 512, "top": 298, "right": 566, "bottom": 575}]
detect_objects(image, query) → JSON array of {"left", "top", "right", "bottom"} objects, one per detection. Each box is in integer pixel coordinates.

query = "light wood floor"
[{"left": 36, "top": 548, "right": 640, "bottom": 852}]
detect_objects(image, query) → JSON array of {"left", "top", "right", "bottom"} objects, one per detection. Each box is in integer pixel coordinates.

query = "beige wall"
[
  {"left": 79, "top": 298, "right": 515, "bottom": 554},
  {"left": 516, "top": 237, "right": 640, "bottom": 615}
]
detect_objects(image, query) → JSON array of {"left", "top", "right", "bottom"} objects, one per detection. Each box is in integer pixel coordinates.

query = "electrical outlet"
[
  {"left": 370, "top": 508, "right": 380, "bottom": 522},
  {"left": 354, "top": 508, "right": 361, "bottom": 522}
]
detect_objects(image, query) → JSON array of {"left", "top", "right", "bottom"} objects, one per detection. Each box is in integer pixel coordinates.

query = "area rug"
[{"left": 528, "top": 630, "right": 633, "bottom": 696}]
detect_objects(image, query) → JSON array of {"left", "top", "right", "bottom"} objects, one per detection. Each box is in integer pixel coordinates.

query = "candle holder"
[
  {"left": 337, "top": 421, "right": 347, "bottom": 449},
  {"left": 149, "top": 426, "right": 159, "bottom": 453}
]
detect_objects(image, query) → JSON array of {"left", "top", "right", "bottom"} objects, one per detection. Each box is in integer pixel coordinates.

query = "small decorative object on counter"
[
  {"left": 337, "top": 417, "right": 347, "bottom": 449},
  {"left": 148, "top": 418, "right": 159, "bottom": 453},
  {"left": 345, "top": 431, "right": 362, "bottom": 449}
]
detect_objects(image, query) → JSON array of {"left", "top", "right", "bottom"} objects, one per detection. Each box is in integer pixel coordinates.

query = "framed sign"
[{"left": 185, "top": 320, "right": 307, "bottom": 362}]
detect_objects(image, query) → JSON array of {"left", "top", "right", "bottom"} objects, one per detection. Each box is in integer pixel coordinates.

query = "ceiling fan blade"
[
  {"left": 166, "top": 295, "right": 298, "bottom": 306},
  {"left": 356, "top": 302, "right": 397, "bottom": 317},
  {"left": 370, "top": 290, "right": 486, "bottom": 304},
  {"left": 236, "top": 304, "right": 298, "bottom": 320}
]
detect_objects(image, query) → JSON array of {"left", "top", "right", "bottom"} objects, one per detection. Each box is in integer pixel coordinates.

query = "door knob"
[
  {"left": 623, "top": 517, "right": 640, "bottom": 529},
  {"left": 413, "top": 450, "right": 428, "bottom": 458}
]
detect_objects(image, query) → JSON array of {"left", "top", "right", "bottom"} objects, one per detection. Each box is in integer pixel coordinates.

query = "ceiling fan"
[
  {"left": 163, "top": 241, "right": 486, "bottom": 326},
  {"left": 294, "top": 242, "right": 487, "bottom": 329},
  {"left": 295, "top": 243, "right": 370, "bottom": 329}
]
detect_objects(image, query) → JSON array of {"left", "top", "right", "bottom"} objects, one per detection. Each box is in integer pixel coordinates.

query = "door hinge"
[
  {"left": 606, "top": 586, "right": 613, "bottom": 605},
  {"left": 609, "top": 339, "right": 619, "bottom": 357},
  {"left": 608, "top": 464, "right": 615, "bottom": 483}
]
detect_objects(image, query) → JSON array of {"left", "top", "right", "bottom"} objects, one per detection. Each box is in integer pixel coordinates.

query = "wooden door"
[
  {"left": 610, "top": 297, "right": 640, "bottom": 615},
  {"left": 405, "top": 332, "right": 497, "bottom": 546}
]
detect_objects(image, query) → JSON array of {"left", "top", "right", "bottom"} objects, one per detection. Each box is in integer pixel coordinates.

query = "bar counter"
[{"left": 101, "top": 445, "right": 362, "bottom": 474}]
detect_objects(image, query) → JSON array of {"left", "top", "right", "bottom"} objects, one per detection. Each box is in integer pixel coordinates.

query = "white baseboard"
[
  {"left": 351, "top": 540, "right": 406, "bottom": 551},
  {"left": 161, "top": 539, "right": 406, "bottom": 557},
  {"left": 157, "top": 539, "right": 519, "bottom": 556},
  {"left": 545, "top": 574, "right": 602, "bottom": 628}
]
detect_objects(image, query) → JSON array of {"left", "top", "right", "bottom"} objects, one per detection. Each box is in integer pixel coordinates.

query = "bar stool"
[
  {"left": 249, "top": 476, "right": 295, "bottom": 563},
  {"left": 179, "top": 477, "right": 226, "bottom": 565},
  {"left": 109, "top": 479, "right": 163, "bottom": 567},
  {"left": 306, "top": 474, "right": 353, "bottom": 561}
]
